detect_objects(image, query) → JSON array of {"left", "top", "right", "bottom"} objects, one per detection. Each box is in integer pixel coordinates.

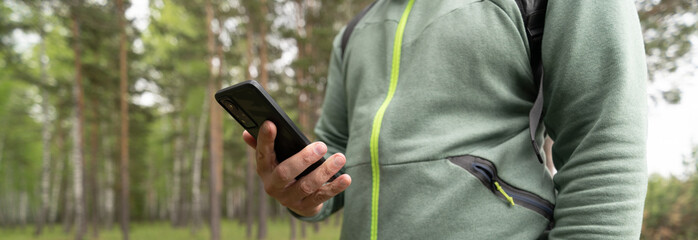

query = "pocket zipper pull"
[{"left": 494, "top": 181, "right": 515, "bottom": 206}]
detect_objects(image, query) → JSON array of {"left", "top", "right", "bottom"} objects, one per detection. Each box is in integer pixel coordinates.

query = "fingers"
[
  {"left": 286, "top": 153, "right": 345, "bottom": 201},
  {"left": 256, "top": 121, "right": 277, "bottom": 175},
  {"left": 300, "top": 174, "right": 352, "bottom": 208},
  {"left": 266, "top": 141, "right": 328, "bottom": 194},
  {"left": 242, "top": 130, "right": 257, "bottom": 148}
]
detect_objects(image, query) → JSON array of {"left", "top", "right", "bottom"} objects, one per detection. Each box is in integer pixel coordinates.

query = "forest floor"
[{"left": 0, "top": 219, "right": 342, "bottom": 240}]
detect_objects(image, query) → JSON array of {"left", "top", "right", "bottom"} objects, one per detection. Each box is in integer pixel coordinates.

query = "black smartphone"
[{"left": 215, "top": 80, "right": 326, "bottom": 180}]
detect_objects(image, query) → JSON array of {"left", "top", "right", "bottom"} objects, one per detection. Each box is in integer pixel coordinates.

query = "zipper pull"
[{"left": 494, "top": 181, "right": 515, "bottom": 206}]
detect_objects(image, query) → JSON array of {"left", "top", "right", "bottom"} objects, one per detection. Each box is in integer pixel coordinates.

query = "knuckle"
[
  {"left": 298, "top": 181, "right": 315, "bottom": 195},
  {"left": 322, "top": 165, "right": 335, "bottom": 178},
  {"left": 301, "top": 152, "right": 317, "bottom": 165},
  {"left": 310, "top": 193, "right": 327, "bottom": 205},
  {"left": 256, "top": 151, "right": 265, "bottom": 162},
  {"left": 274, "top": 167, "right": 293, "bottom": 182},
  {"left": 329, "top": 181, "right": 346, "bottom": 193}
]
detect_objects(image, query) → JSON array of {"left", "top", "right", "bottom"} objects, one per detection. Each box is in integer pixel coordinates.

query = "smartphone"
[{"left": 215, "top": 80, "right": 328, "bottom": 180}]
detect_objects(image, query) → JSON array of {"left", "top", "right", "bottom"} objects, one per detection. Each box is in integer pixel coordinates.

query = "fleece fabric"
[{"left": 296, "top": 0, "right": 648, "bottom": 239}]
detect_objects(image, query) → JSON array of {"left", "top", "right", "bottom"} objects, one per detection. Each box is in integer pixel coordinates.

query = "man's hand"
[{"left": 242, "top": 121, "right": 352, "bottom": 217}]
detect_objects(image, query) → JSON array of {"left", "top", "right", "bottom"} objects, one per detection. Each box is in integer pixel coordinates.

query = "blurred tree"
[
  {"left": 116, "top": 0, "right": 131, "bottom": 239},
  {"left": 68, "top": 1, "right": 87, "bottom": 239},
  {"left": 637, "top": 0, "right": 698, "bottom": 104},
  {"left": 205, "top": 0, "right": 224, "bottom": 239}
]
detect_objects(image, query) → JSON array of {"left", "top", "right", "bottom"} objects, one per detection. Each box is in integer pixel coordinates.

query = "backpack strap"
[
  {"left": 341, "top": 1, "right": 378, "bottom": 58},
  {"left": 514, "top": 0, "right": 548, "bottom": 164}
]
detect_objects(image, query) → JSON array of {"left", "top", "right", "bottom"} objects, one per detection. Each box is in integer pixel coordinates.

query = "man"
[{"left": 243, "top": 0, "right": 648, "bottom": 239}]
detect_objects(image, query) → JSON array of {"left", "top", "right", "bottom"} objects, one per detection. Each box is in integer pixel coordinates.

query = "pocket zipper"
[{"left": 449, "top": 155, "right": 555, "bottom": 223}]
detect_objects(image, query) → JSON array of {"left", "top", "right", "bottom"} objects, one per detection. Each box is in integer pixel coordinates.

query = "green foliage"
[
  {"left": 637, "top": 0, "right": 698, "bottom": 104},
  {"left": 642, "top": 173, "right": 698, "bottom": 239},
  {"left": 0, "top": 80, "right": 43, "bottom": 192}
]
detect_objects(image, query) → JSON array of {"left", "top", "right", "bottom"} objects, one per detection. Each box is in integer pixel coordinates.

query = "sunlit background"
[{"left": 0, "top": 0, "right": 696, "bottom": 239}]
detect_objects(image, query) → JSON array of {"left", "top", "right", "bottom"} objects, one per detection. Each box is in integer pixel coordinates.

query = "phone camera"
[{"left": 223, "top": 99, "right": 256, "bottom": 128}]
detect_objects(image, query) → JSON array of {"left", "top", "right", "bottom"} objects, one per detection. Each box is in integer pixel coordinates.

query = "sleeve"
[
  {"left": 541, "top": 1, "right": 649, "bottom": 239},
  {"left": 291, "top": 30, "right": 349, "bottom": 222}
]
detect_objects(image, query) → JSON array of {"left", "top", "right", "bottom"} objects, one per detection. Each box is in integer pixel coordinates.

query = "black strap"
[
  {"left": 515, "top": 0, "right": 548, "bottom": 163},
  {"left": 341, "top": 1, "right": 378, "bottom": 58}
]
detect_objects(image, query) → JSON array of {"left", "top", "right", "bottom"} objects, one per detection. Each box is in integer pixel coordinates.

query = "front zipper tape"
[{"left": 448, "top": 155, "right": 555, "bottom": 224}]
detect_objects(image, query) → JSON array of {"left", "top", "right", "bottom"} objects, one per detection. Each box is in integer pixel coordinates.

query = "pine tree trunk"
[
  {"left": 89, "top": 99, "right": 100, "bottom": 238},
  {"left": 226, "top": 190, "right": 234, "bottom": 219},
  {"left": 70, "top": 7, "right": 86, "bottom": 240},
  {"left": 35, "top": 20, "right": 52, "bottom": 236},
  {"left": 244, "top": 13, "right": 256, "bottom": 238},
  {"left": 312, "top": 222, "right": 320, "bottom": 233},
  {"left": 63, "top": 165, "right": 74, "bottom": 233},
  {"left": 245, "top": 147, "right": 255, "bottom": 238},
  {"left": 257, "top": 1, "right": 270, "bottom": 239},
  {"left": 290, "top": 215, "right": 297, "bottom": 240},
  {"left": 0, "top": 135, "right": 4, "bottom": 173},
  {"left": 206, "top": 0, "right": 224, "bottom": 238},
  {"left": 49, "top": 130, "right": 65, "bottom": 224},
  {"left": 116, "top": 0, "right": 130, "bottom": 238},
  {"left": 258, "top": 180, "right": 268, "bottom": 240}
]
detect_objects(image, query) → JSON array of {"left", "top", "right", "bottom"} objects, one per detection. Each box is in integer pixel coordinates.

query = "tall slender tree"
[
  {"left": 116, "top": 0, "right": 130, "bottom": 239},
  {"left": 70, "top": 1, "right": 86, "bottom": 239},
  {"left": 35, "top": 4, "right": 52, "bottom": 235},
  {"left": 257, "top": 1, "right": 270, "bottom": 239},
  {"left": 206, "top": 0, "right": 224, "bottom": 239},
  {"left": 191, "top": 91, "right": 209, "bottom": 231},
  {"left": 244, "top": 21, "right": 257, "bottom": 237}
]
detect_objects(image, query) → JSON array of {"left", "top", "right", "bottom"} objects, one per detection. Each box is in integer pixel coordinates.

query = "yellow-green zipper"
[{"left": 369, "top": 0, "right": 416, "bottom": 239}]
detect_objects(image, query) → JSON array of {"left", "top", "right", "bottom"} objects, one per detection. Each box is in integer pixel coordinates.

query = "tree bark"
[
  {"left": 89, "top": 97, "right": 100, "bottom": 238},
  {"left": 49, "top": 130, "right": 65, "bottom": 224},
  {"left": 258, "top": 179, "right": 268, "bottom": 240},
  {"left": 116, "top": 0, "right": 130, "bottom": 239},
  {"left": 0, "top": 135, "right": 4, "bottom": 173},
  {"left": 290, "top": 215, "right": 297, "bottom": 240},
  {"left": 245, "top": 147, "right": 256, "bottom": 238},
  {"left": 244, "top": 12, "right": 256, "bottom": 239},
  {"left": 70, "top": 6, "right": 86, "bottom": 240},
  {"left": 257, "top": 1, "right": 270, "bottom": 239},
  {"left": 19, "top": 191, "right": 28, "bottom": 227},
  {"left": 171, "top": 115, "right": 183, "bottom": 226},
  {"left": 191, "top": 91, "right": 209, "bottom": 231},
  {"left": 206, "top": 0, "right": 224, "bottom": 239},
  {"left": 35, "top": 18, "right": 52, "bottom": 236},
  {"left": 63, "top": 166, "right": 74, "bottom": 233},
  {"left": 103, "top": 122, "right": 115, "bottom": 228},
  {"left": 225, "top": 189, "right": 234, "bottom": 219}
]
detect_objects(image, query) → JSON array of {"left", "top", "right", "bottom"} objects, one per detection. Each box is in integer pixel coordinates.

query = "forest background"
[{"left": 0, "top": 0, "right": 696, "bottom": 240}]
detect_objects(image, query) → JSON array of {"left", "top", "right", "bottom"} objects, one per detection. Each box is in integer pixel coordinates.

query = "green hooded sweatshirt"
[{"left": 294, "top": 0, "right": 648, "bottom": 239}]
